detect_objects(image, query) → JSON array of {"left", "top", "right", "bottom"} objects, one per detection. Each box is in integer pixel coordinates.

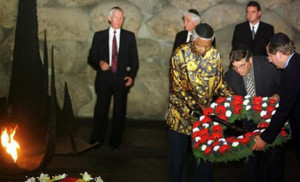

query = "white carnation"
[
  {"left": 265, "top": 119, "right": 271, "bottom": 123},
  {"left": 199, "top": 115, "right": 205, "bottom": 121},
  {"left": 225, "top": 110, "right": 232, "bottom": 117},
  {"left": 262, "top": 102, "right": 268, "bottom": 107},
  {"left": 276, "top": 103, "right": 279, "bottom": 108},
  {"left": 201, "top": 145, "right": 207, "bottom": 151},
  {"left": 219, "top": 138, "right": 226, "bottom": 142},
  {"left": 195, "top": 136, "right": 201, "bottom": 142},
  {"left": 193, "top": 127, "right": 199, "bottom": 132},
  {"left": 207, "top": 140, "right": 214, "bottom": 145},
  {"left": 244, "top": 95, "right": 251, "bottom": 99},
  {"left": 272, "top": 110, "right": 276, "bottom": 115},
  {"left": 210, "top": 103, "right": 217, "bottom": 108},
  {"left": 246, "top": 105, "right": 251, "bottom": 110},
  {"left": 224, "top": 102, "right": 230, "bottom": 108},
  {"left": 243, "top": 100, "right": 250, "bottom": 105},
  {"left": 262, "top": 97, "right": 268, "bottom": 101},
  {"left": 213, "top": 146, "right": 220, "bottom": 151},
  {"left": 232, "top": 142, "right": 239, "bottom": 147},
  {"left": 203, "top": 123, "right": 210, "bottom": 128},
  {"left": 260, "top": 110, "right": 267, "bottom": 117},
  {"left": 237, "top": 135, "right": 243, "bottom": 139},
  {"left": 213, "top": 122, "right": 219, "bottom": 125}
]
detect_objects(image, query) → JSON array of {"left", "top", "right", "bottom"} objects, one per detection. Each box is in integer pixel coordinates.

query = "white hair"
[
  {"left": 108, "top": 7, "right": 124, "bottom": 17},
  {"left": 183, "top": 11, "right": 201, "bottom": 24}
]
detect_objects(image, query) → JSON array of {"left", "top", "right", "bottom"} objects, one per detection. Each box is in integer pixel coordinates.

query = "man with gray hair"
[
  {"left": 172, "top": 9, "right": 201, "bottom": 52},
  {"left": 88, "top": 7, "right": 139, "bottom": 150},
  {"left": 167, "top": 23, "right": 232, "bottom": 182}
]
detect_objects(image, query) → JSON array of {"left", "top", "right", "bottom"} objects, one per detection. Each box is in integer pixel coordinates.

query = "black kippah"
[
  {"left": 195, "top": 23, "right": 214, "bottom": 39},
  {"left": 188, "top": 9, "right": 200, "bottom": 16},
  {"left": 270, "top": 32, "right": 291, "bottom": 46}
]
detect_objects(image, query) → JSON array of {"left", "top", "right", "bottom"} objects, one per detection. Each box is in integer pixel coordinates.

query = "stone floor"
[{"left": 7, "top": 119, "right": 300, "bottom": 181}]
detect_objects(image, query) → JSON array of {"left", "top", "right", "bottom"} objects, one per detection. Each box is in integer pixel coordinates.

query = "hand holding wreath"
[{"left": 192, "top": 95, "right": 291, "bottom": 163}]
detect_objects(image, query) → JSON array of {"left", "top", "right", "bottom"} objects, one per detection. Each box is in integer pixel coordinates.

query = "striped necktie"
[{"left": 246, "top": 74, "right": 255, "bottom": 96}]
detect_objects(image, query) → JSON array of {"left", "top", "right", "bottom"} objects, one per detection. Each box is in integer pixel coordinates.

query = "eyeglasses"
[{"left": 232, "top": 62, "right": 248, "bottom": 71}]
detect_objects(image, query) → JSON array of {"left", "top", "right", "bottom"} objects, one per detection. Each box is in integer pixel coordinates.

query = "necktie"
[
  {"left": 188, "top": 34, "right": 193, "bottom": 43},
  {"left": 246, "top": 74, "right": 255, "bottom": 96},
  {"left": 111, "top": 31, "right": 118, "bottom": 73},
  {"left": 251, "top": 26, "right": 255, "bottom": 40}
]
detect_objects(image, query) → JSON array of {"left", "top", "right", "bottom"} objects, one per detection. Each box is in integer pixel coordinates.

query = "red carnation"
[
  {"left": 203, "top": 108, "right": 214, "bottom": 116},
  {"left": 280, "top": 130, "right": 287, "bottom": 137},
  {"left": 233, "top": 105, "right": 243, "bottom": 115},
  {"left": 192, "top": 131, "right": 201, "bottom": 139},
  {"left": 239, "top": 137, "right": 250, "bottom": 144},
  {"left": 216, "top": 97, "right": 227, "bottom": 104},
  {"left": 267, "top": 105, "right": 275, "bottom": 114},
  {"left": 199, "top": 129, "right": 209, "bottom": 136},
  {"left": 226, "top": 136, "right": 236, "bottom": 143},
  {"left": 269, "top": 98, "right": 277, "bottom": 104},
  {"left": 234, "top": 95, "right": 243, "bottom": 101},
  {"left": 253, "top": 104, "right": 262, "bottom": 112},
  {"left": 244, "top": 132, "right": 253, "bottom": 138},
  {"left": 193, "top": 121, "right": 201, "bottom": 128},
  {"left": 258, "top": 122, "right": 269, "bottom": 128},
  {"left": 212, "top": 125, "right": 223, "bottom": 133},
  {"left": 200, "top": 135, "right": 210, "bottom": 144},
  {"left": 201, "top": 116, "right": 213, "bottom": 124},
  {"left": 216, "top": 105, "right": 226, "bottom": 115},
  {"left": 212, "top": 132, "right": 223, "bottom": 141},
  {"left": 204, "top": 146, "right": 213, "bottom": 155},
  {"left": 262, "top": 114, "right": 271, "bottom": 120},
  {"left": 232, "top": 99, "right": 243, "bottom": 107},
  {"left": 252, "top": 96, "right": 262, "bottom": 105},
  {"left": 218, "top": 115, "right": 228, "bottom": 122},
  {"left": 219, "top": 144, "right": 230, "bottom": 154},
  {"left": 212, "top": 141, "right": 220, "bottom": 147},
  {"left": 193, "top": 141, "right": 200, "bottom": 149}
]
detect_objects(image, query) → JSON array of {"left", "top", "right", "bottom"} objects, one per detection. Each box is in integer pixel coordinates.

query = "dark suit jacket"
[
  {"left": 225, "top": 56, "right": 281, "bottom": 97},
  {"left": 232, "top": 21, "right": 274, "bottom": 56},
  {"left": 88, "top": 28, "right": 139, "bottom": 93},
  {"left": 261, "top": 53, "right": 300, "bottom": 143},
  {"left": 172, "top": 30, "right": 216, "bottom": 53}
]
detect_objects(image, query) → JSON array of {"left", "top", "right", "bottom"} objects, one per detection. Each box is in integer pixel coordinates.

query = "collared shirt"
[
  {"left": 186, "top": 31, "right": 193, "bottom": 43},
  {"left": 109, "top": 27, "right": 121, "bottom": 66},
  {"left": 285, "top": 52, "right": 295, "bottom": 68},
  {"left": 249, "top": 21, "right": 260, "bottom": 34},
  {"left": 167, "top": 43, "right": 233, "bottom": 135}
]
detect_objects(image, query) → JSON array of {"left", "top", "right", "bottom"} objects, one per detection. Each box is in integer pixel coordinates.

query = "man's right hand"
[{"left": 99, "top": 60, "right": 110, "bottom": 71}]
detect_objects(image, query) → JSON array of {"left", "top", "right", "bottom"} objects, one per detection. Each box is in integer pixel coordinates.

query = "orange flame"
[{"left": 1, "top": 125, "right": 20, "bottom": 163}]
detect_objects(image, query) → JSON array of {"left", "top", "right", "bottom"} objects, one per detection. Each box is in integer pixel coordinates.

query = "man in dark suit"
[
  {"left": 253, "top": 33, "right": 300, "bottom": 160},
  {"left": 232, "top": 1, "right": 274, "bottom": 56},
  {"left": 88, "top": 7, "right": 139, "bottom": 149},
  {"left": 172, "top": 9, "right": 201, "bottom": 52},
  {"left": 225, "top": 46, "right": 283, "bottom": 182}
]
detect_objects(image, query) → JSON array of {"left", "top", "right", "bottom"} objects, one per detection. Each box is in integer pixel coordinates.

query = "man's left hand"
[
  {"left": 124, "top": 76, "right": 133, "bottom": 87},
  {"left": 251, "top": 135, "right": 267, "bottom": 151}
]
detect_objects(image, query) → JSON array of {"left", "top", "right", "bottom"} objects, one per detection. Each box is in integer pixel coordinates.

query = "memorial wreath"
[{"left": 192, "top": 95, "right": 291, "bottom": 163}]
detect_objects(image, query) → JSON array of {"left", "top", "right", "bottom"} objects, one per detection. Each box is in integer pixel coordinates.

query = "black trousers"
[
  {"left": 244, "top": 145, "right": 284, "bottom": 182},
  {"left": 168, "top": 130, "right": 213, "bottom": 182},
  {"left": 90, "top": 76, "right": 128, "bottom": 148}
]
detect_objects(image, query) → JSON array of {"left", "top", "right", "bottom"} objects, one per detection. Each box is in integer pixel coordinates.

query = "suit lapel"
[{"left": 118, "top": 29, "right": 125, "bottom": 58}]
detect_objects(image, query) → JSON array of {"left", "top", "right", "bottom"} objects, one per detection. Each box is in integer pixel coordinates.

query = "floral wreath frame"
[{"left": 192, "top": 95, "right": 291, "bottom": 163}]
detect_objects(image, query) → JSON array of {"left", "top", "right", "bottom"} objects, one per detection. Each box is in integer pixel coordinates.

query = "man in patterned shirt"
[{"left": 167, "top": 23, "right": 232, "bottom": 182}]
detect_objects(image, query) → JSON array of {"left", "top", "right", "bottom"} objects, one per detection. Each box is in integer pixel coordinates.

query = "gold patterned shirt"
[{"left": 167, "top": 43, "right": 232, "bottom": 135}]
